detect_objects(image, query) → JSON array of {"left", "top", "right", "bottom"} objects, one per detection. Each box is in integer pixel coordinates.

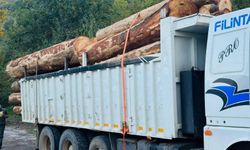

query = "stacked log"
[
  {"left": 9, "top": 81, "right": 21, "bottom": 115},
  {"left": 216, "top": 0, "right": 232, "bottom": 14},
  {"left": 5, "top": 0, "right": 232, "bottom": 115},
  {"left": 169, "top": 0, "right": 198, "bottom": 17},
  {"left": 96, "top": 1, "right": 168, "bottom": 41},
  {"left": 6, "top": 0, "right": 232, "bottom": 78},
  {"left": 11, "top": 81, "right": 20, "bottom": 93},
  {"left": 197, "top": 0, "right": 232, "bottom": 15},
  {"left": 9, "top": 93, "right": 21, "bottom": 105},
  {"left": 83, "top": 9, "right": 163, "bottom": 64},
  {"left": 79, "top": 0, "right": 200, "bottom": 64},
  {"left": 6, "top": 36, "right": 94, "bottom": 79},
  {"left": 81, "top": 6, "right": 166, "bottom": 64},
  {"left": 13, "top": 106, "right": 22, "bottom": 115},
  {"left": 100, "top": 41, "right": 160, "bottom": 64},
  {"left": 78, "top": 0, "right": 232, "bottom": 64}
]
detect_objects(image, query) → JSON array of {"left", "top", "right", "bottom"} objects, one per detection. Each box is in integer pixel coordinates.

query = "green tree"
[
  {"left": 112, "top": 0, "right": 130, "bottom": 21},
  {"left": 232, "top": 0, "right": 250, "bottom": 10},
  {"left": 0, "top": 0, "right": 12, "bottom": 107},
  {"left": 112, "top": 0, "right": 162, "bottom": 21},
  {"left": 4, "top": 0, "right": 114, "bottom": 58}
]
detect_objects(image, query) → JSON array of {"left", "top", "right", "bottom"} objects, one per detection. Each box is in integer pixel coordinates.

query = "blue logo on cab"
[{"left": 214, "top": 13, "right": 250, "bottom": 32}]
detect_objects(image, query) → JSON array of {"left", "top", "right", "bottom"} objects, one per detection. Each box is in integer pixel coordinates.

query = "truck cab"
[{"left": 204, "top": 8, "right": 250, "bottom": 150}]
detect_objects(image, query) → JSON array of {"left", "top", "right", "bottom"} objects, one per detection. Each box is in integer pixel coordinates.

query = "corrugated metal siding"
[{"left": 21, "top": 57, "right": 176, "bottom": 139}]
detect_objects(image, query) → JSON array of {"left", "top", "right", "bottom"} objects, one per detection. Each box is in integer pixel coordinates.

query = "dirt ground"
[{"left": 2, "top": 122, "right": 36, "bottom": 150}]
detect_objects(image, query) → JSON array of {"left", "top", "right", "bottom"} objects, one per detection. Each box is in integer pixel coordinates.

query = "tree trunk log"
[
  {"left": 73, "top": 37, "right": 96, "bottom": 59},
  {"left": 81, "top": 1, "right": 198, "bottom": 65},
  {"left": 211, "top": 0, "right": 232, "bottom": 15},
  {"left": 100, "top": 41, "right": 160, "bottom": 64},
  {"left": 11, "top": 81, "right": 20, "bottom": 93},
  {"left": 6, "top": 36, "right": 93, "bottom": 79},
  {"left": 217, "top": 0, "right": 232, "bottom": 13},
  {"left": 199, "top": 4, "right": 219, "bottom": 15},
  {"left": 168, "top": 0, "right": 198, "bottom": 17},
  {"left": 95, "top": 1, "right": 168, "bottom": 41},
  {"left": 9, "top": 93, "right": 21, "bottom": 105},
  {"left": 83, "top": 10, "right": 162, "bottom": 64},
  {"left": 13, "top": 106, "right": 22, "bottom": 115}
]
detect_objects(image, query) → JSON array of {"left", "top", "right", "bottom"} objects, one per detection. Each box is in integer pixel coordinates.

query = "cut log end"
[
  {"left": 6, "top": 36, "right": 93, "bottom": 79},
  {"left": 218, "top": 0, "right": 232, "bottom": 12},
  {"left": 9, "top": 93, "right": 21, "bottom": 105},
  {"left": 13, "top": 106, "right": 22, "bottom": 115},
  {"left": 11, "top": 81, "right": 20, "bottom": 93},
  {"left": 73, "top": 36, "right": 95, "bottom": 57},
  {"left": 169, "top": 0, "right": 199, "bottom": 17}
]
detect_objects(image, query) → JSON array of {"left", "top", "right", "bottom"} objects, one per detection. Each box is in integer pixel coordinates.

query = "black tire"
[
  {"left": 39, "top": 126, "right": 61, "bottom": 150},
  {"left": 59, "top": 129, "right": 89, "bottom": 150},
  {"left": 89, "top": 135, "right": 111, "bottom": 150}
]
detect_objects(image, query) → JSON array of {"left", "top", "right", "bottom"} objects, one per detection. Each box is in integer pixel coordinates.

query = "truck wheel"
[
  {"left": 59, "top": 129, "right": 89, "bottom": 150},
  {"left": 89, "top": 135, "right": 111, "bottom": 150},
  {"left": 39, "top": 126, "right": 61, "bottom": 150}
]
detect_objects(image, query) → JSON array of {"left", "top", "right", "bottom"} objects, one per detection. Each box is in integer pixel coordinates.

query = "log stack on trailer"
[
  {"left": 9, "top": 81, "right": 21, "bottom": 114},
  {"left": 5, "top": 0, "right": 232, "bottom": 115},
  {"left": 6, "top": 36, "right": 96, "bottom": 114},
  {"left": 6, "top": 36, "right": 95, "bottom": 79}
]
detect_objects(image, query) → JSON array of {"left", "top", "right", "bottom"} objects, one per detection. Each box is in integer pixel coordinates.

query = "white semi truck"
[{"left": 20, "top": 8, "right": 250, "bottom": 150}]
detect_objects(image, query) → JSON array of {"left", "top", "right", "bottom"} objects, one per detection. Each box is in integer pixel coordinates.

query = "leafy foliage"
[
  {"left": 233, "top": 0, "right": 250, "bottom": 10},
  {"left": 4, "top": 0, "right": 115, "bottom": 58},
  {"left": 112, "top": 0, "right": 162, "bottom": 21}
]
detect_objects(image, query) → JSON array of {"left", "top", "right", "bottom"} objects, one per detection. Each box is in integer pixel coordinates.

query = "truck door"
[{"left": 205, "top": 10, "right": 250, "bottom": 127}]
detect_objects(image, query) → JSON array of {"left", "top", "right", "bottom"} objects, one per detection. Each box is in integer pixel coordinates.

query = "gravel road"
[{"left": 1, "top": 124, "right": 36, "bottom": 150}]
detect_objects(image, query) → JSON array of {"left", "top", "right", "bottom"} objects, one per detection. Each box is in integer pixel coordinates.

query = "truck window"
[{"left": 211, "top": 29, "right": 246, "bottom": 74}]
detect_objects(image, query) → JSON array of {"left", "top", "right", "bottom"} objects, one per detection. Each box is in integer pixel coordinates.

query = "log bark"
[
  {"left": 96, "top": 0, "right": 200, "bottom": 41},
  {"left": 9, "top": 93, "right": 21, "bottom": 105},
  {"left": 100, "top": 41, "right": 160, "bottom": 64},
  {"left": 13, "top": 106, "right": 22, "bottom": 115},
  {"left": 81, "top": 1, "right": 198, "bottom": 64},
  {"left": 6, "top": 36, "right": 92, "bottom": 79},
  {"left": 95, "top": 1, "right": 168, "bottom": 41},
  {"left": 199, "top": 4, "right": 219, "bottom": 15},
  {"left": 168, "top": 0, "right": 198, "bottom": 17},
  {"left": 11, "top": 81, "right": 20, "bottom": 93},
  {"left": 73, "top": 36, "right": 96, "bottom": 59},
  {"left": 84, "top": 13, "right": 161, "bottom": 64}
]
